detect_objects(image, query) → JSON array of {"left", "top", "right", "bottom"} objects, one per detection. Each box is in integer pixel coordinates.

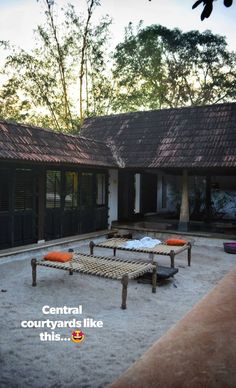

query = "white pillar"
[{"left": 108, "top": 169, "right": 118, "bottom": 228}]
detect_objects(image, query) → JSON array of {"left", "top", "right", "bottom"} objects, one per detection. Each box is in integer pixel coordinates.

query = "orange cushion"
[
  {"left": 43, "top": 251, "right": 73, "bottom": 263},
  {"left": 165, "top": 239, "right": 187, "bottom": 246}
]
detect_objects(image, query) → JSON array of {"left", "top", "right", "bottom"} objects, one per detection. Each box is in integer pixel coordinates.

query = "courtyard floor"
[{"left": 0, "top": 237, "right": 236, "bottom": 387}]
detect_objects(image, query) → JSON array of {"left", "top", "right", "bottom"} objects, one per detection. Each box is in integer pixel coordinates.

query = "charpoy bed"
[
  {"left": 31, "top": 252, "right": 157, "bottom": 309},
  {"left": 89, "top": 238, "right": 192, "bottom": 268}
]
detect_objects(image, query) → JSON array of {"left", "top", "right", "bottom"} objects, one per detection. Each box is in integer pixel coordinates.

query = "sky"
[{"left": 0, "top": 0, "right": 236, "bottom": 55}]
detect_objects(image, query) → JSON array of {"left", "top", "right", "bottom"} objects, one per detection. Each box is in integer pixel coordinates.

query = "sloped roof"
[
  {"left": 81, "top": 102, "right": 236, "bottom": 169},
  {"left": 0, "top": 121, "right": 116, "bottom": 167}
]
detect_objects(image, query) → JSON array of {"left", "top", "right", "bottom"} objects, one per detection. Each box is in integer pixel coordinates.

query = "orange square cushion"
[
  {"left": 165, "top": 239, "right": 187, "bottom": 246},
  {"left": 43, "top": 251, "right": 73, "bottom": 263}
]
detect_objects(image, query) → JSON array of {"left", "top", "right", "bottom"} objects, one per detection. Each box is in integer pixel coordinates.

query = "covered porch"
[{"left": 115, "top": 168, "right": 236, "bottom": 238}]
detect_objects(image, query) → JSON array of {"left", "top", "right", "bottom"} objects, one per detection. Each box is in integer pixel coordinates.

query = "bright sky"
[{"left": 0, "top": 0, "right": 235, "bottom": 54}]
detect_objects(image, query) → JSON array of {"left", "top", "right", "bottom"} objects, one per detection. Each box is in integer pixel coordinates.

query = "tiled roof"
[
  {"left": 1, "top": 103, "right": 236, "bottom": 170},
  {"left": 81, "top": 102, "right": 236, "bottom": 169},
  {"left": 0, "top": 121, "right": 116, "bottom": 167}
]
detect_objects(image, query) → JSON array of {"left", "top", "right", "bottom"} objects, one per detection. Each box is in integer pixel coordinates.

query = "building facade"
[
  {"left": 0, "top": 121, "right": 115, "bottom": 248},
  {"left": 0, "top": 102, "right": 236, "bottom": 249}
]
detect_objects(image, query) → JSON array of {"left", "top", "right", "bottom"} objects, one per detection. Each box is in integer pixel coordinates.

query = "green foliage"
[
  {"left": 64, "top": 4, "right": 113, "bottom": 119},
  {"left": 0, "top": 76, "right": 31, "bottom": 122},
  {"left": 1, "top": 6, "right": 236, "bottom": 129},
  {"left": 112, "top": 24, "right": 236, "bottom": 112},
  {"left": 0, "top": 0, "right": 112, "bottom": 132}
]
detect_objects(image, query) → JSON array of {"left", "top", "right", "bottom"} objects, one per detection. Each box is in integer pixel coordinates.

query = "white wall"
[{"left": 108, "top": 169, "right": 118, "bottom": 227}]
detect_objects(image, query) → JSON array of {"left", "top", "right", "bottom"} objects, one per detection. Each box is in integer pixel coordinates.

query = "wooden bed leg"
[
  {"left": 152, "top": 263, "right": 157, "bottom": 293},
  {"left": 89, "top": 241, "right": 95, "bottom": 255},
  {"left": 188, "top": 243, "right": 192, "bottom": 266},
  {"left": 170, "top": 250, "right": 175, "bottom": 268},
  {"left": 121, "top": 274, "right": 129, "bottom": 310},
  {"left": 31, "top": 258, "right": 37, "bottom": 287},
  {"left": 149, "top": 253, "right": 154, "bottom": 263},
  {"left": 68, "top": 248, "right": 74, "bottom": 274}
]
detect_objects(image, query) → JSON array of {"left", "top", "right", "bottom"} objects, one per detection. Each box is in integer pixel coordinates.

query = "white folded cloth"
[{"left": 123, "top": 236, "right": 162, "bottom": 249}]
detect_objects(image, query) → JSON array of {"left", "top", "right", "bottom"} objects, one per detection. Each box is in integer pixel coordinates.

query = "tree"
[
  {"left": 0, "top": 76, "right": 31, "bottom": 122},
  {"left": 40, "top": 0, "right": 73, "bottom": 129},
  {"left": 0, "top": 0, "right": 112, "bottom": 131},
  {"left": 78, "top": 0, "right": 99, "bottom": 124},
  {"left": 64, "top": 2, "right": 113, "bottom": 121},
  {"left": 112, "top": 24, "right": 236, "bottom": 112}
]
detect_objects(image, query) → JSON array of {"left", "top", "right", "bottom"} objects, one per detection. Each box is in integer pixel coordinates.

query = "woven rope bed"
[
  {"left": 31, "top": 252, "right": 156, "bottom": 309},
  {"left": 90, "top": 238, "right": 192, "bottom": 268}
]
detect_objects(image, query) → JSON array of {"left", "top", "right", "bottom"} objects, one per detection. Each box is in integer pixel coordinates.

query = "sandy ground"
[{"left": 0, "top": 239, "right": 236, "bottom": 388}]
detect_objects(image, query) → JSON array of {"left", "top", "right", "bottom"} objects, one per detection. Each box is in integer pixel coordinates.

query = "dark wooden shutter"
[
  {"left": 0, "top": 169, "right": 9, "bottom": 212},
  {"left": 15, "top": 170, "right": 33, "bottom": 211}
]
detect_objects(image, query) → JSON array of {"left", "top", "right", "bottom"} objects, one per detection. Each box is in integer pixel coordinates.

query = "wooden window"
[
  {"left": 15, "top": 169, "right": 33, "bottom": 211},
  {"left": 81, "top": 172, "right": 93, "bottom": 208},
  {"left": 65, "top": 172, "right": 78, "bottom": 209},
  {"left": 0, "top": 169, "right": 9, "bottom": 212},
  {"left": 96, "top": 173, "right": 106, "bottom": 206},
  {"left": 46, "top": 171, "right": 61, "bottom": 208}
]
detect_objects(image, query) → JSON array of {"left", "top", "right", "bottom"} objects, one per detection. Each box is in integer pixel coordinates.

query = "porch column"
[
  {"left": 178, "top": 169, "right": 189, "bottom": 232},
  {"left": 205, "top": 175, "right": 212, "bottom": 223},
  {"left": 108, "top": 169, "right": 118, "bottom": 227}
]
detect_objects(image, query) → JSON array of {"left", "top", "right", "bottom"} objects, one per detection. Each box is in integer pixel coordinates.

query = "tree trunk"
[{"left": 79, "top": 0, "right": 96, "bottom": 125}]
